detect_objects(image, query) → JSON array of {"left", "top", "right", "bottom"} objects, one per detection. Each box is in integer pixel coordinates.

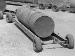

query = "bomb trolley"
[{"left": 5, "top": 7, "right": 74, "bottom": 53}]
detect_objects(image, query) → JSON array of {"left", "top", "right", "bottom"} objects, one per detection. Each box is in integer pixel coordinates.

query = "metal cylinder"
[{"left": 16, "top": 6, "right": 55, "bottom": 38}]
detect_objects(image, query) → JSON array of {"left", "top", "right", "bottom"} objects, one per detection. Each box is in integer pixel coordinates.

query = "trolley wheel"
[
  {"left": 39, "top": 4, "right": 45, "bottom": 9},
  {"left": 33, "top": 37, "right": 43, "bottom": 52},
  {"left": 66, "top": 34, "right": 74, "bottom": 49},
  {"left": 52, "top": 6, "right": 59, "bottom": 12},
  {"left": 0, "top": 11, "right": 3, "bottom": 20},
  {"left": 6, "top": 13, "right": 13, "bottom": 23}
]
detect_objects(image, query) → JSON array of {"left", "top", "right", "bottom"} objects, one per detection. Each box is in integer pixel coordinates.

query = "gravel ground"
[{"left": 0, "top": 6, "right": 75, "bottom": 56}]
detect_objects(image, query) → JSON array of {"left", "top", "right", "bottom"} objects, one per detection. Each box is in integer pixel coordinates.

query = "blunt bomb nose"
[{"left": 16, "top": 6, "right": 55, "bottom": 38}]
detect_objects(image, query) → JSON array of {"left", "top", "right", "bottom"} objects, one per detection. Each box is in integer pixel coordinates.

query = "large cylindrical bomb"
[{"left": 16, "top": 6, "right": 55, "bottom": 38}]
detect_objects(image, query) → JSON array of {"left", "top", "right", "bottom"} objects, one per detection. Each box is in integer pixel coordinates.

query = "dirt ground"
[{"left": 0, "top": 6, "right": 75, "bottom": 56}]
